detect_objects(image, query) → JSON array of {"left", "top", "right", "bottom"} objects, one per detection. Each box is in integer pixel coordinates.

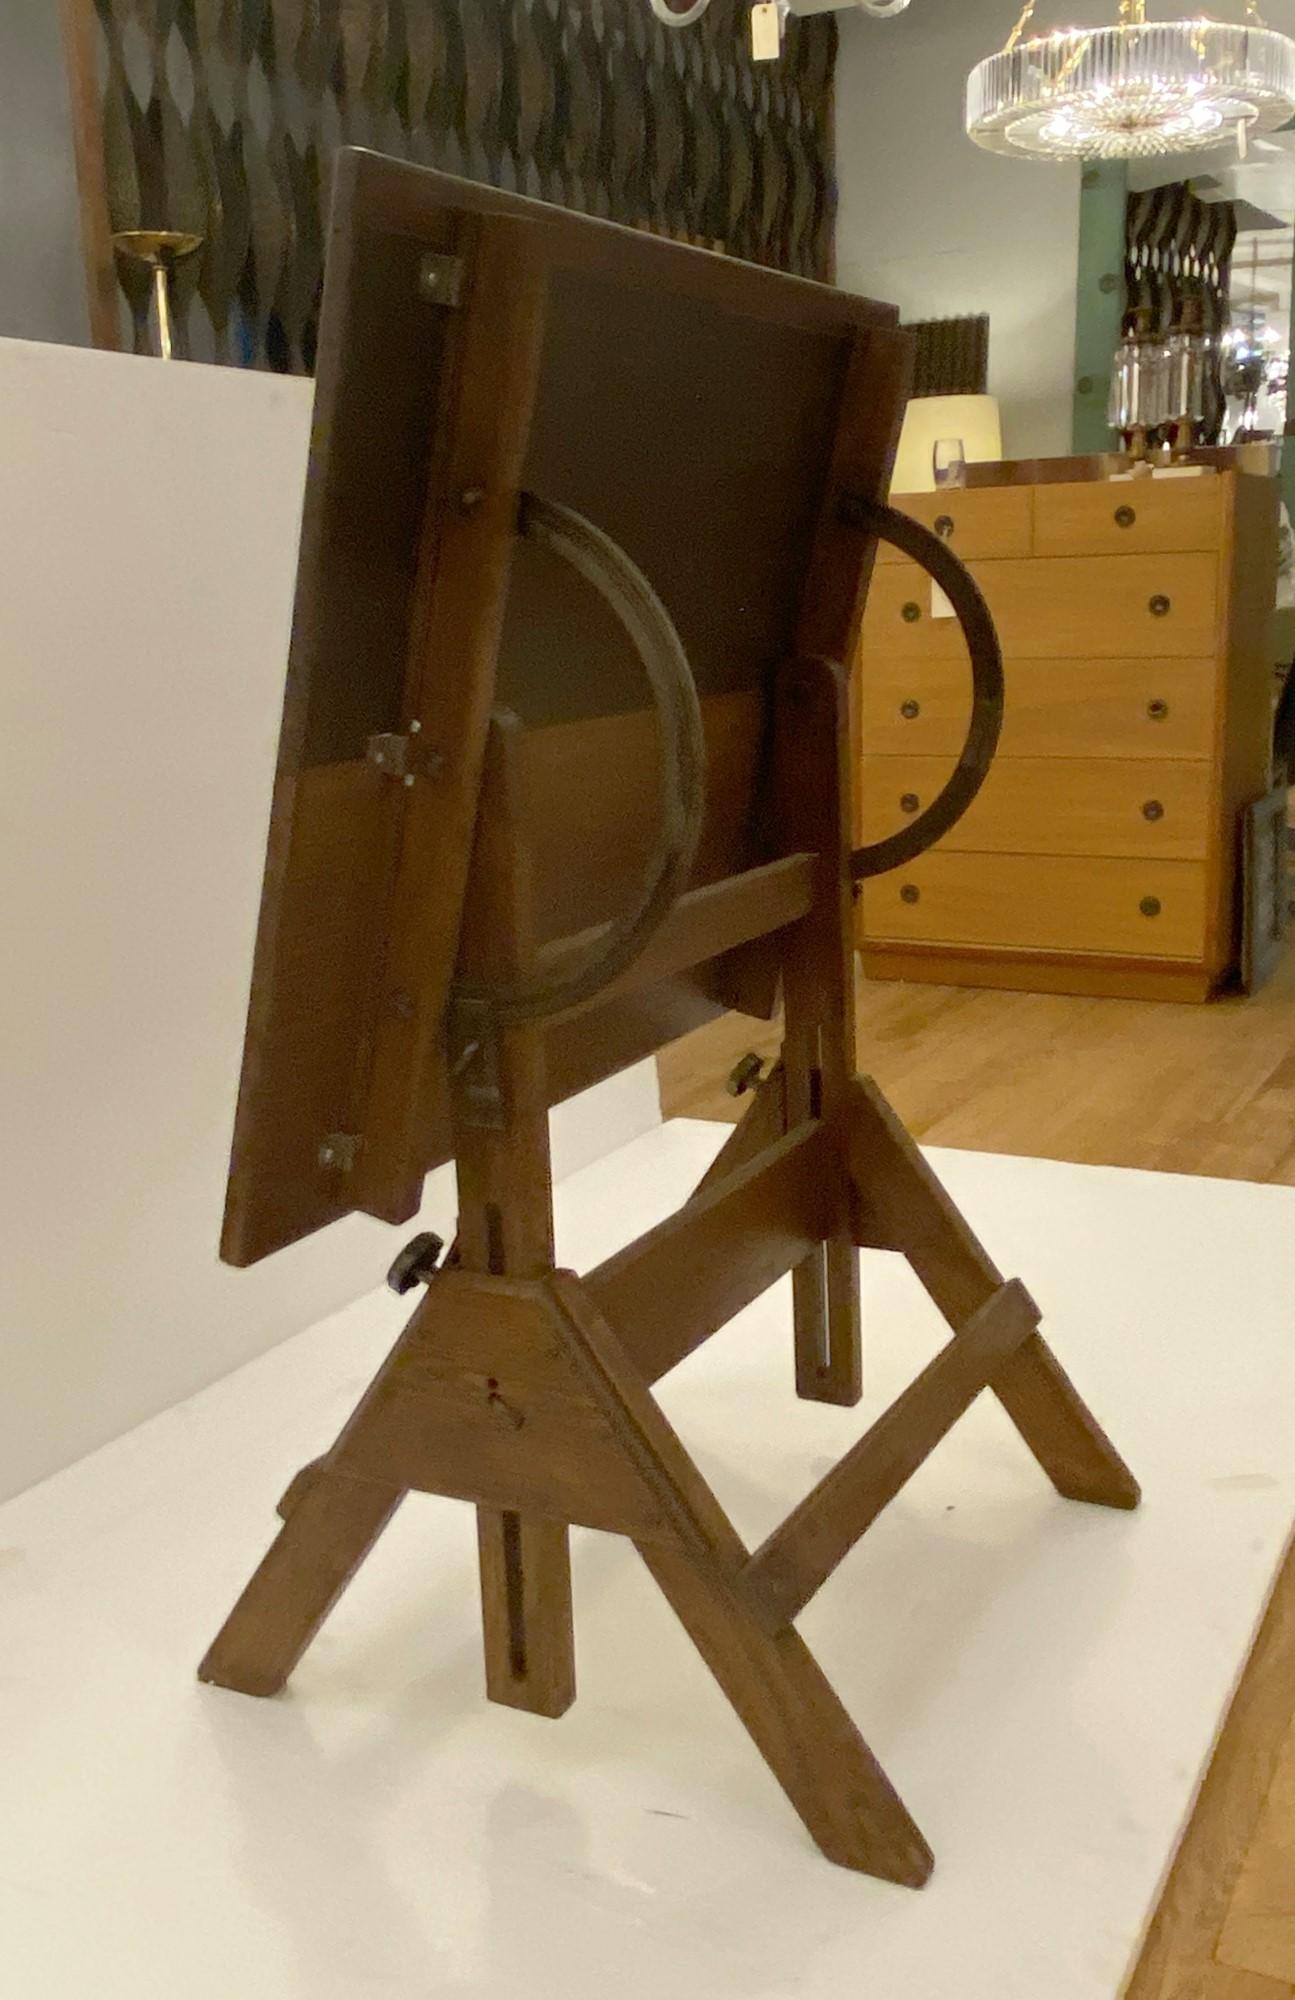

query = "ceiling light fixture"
[{"left": 966, "top": 0, "right": 1295, "bottom": 162}]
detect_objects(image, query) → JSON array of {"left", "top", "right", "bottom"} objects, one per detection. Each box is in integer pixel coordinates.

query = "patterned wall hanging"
[
  {"left": 62, "top": 0, "right": 838, "bottom": 374},
  {"left": 1124, "top": 181, "right": 1236, "bottom": 444},
  {"left": 906, "top": 314, "right": 989, "bottom": 398}
]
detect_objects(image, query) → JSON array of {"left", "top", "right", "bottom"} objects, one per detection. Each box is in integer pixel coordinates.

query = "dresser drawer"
[
  {"left": 859, "top": 655, "right": 1216, "bottom": 760},
  {"left": 861, "top": 853, "right": 1208, "bottom": 959},
  {"left": 877, "top": 487, "right": 1032, "bottom": 563},
  {"left": 858, "top": 755, "right": 1211, "bottom": 860},
  {"left": 1033, "top": 475, "right": 1224, "bottom": 557},
  {"left": 860, "top": 553, "right": 1219, "bottom": 659}
]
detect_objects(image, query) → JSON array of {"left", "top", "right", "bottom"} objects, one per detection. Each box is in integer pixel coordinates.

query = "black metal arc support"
[{"left": 842, "top": 497, "right": 1004, "bottom": 880}]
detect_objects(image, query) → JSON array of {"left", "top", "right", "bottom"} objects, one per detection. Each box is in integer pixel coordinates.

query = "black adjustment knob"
[
  {"left": 1114, "top": 504, "right": 1136, "bottom": 529},
  {"left": 901, "top": 601, "right": 922, "bottom": 624},
  {"left": 1142, "top": 799, "right": 1164, "bottom": 821},
  {"left": 900, "top": 883, "right": 921, "bottom": 905},
  {"left": 386, "top": 1231, "right": 446, "bottom": 1294},
  {"left": 1147, "top": 697, "right": 1169, "bottom": 720},
  {"left": 934, "top": 513, "right": 954, "bottom": 539},
  {"left": 1149, "top": 594, "right": 1170, "bottom": 617},
  {"left": 726, "top": 1052, "right": 765, "bottom": 1097},
  {"left": 1139, "top": 895, "right": 1162, "bottom": 918},
  {"left": 900, "top": 698, "right": 921, "bottom": 719},
  {"left": 900, "top": 792, "right": 920, "bottom": 813}
]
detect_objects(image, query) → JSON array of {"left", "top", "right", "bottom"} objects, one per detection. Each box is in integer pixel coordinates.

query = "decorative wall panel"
[
  {"left": 906, "top": 314, "right": 989, "bottom": 398},
  {"left": 67, "top": 0, "right": 837, "bottom": 371}
]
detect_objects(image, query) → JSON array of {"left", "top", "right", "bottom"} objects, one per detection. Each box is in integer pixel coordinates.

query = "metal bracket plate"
[
  {"left": 318, "top": 1132, "right": 359, "bottom": 1173},
  {"left": 417, "top": 252, "right": 464, "bottom": 307},
  {"left": 367, "top": 728, "right": 445, "bottom": 784},
  {"left": 447, "top": 997, "right": 506, "bottom": 1130}
]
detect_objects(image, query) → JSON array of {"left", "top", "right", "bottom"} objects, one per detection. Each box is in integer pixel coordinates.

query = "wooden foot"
[
  {"left": 847, "top": 1075, "right": 1140, "bottom": 1511},
  {"left": 641, "top": 1542, "right": 932, "bottom": 1883},
  {"left": 477, "top": 1508, "right": 576, "bottom": 1717},
  {"left": 199, "top": 1469, "right": 403, "bottom": 1696}
]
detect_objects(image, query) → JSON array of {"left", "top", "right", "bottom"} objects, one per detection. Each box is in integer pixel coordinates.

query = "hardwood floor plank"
[
  {"left": 1217, "top": 1709, "right": 1295, "bottom": 1985},
  {"left": 1198, "top": 1970, "right": 1294, "bottom": 2000}
]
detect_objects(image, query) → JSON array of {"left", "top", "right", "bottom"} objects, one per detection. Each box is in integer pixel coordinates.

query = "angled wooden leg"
[
  {"left": 476, "top": 1509, "right": 575, "bottom": 1717},
  {"left": 641, "top": 1543, "right": 932, "bottom": 1883},
  {"left": 847, "top": 1075, "right": 1140, "bottom": 1511},
  {"left": 543, "top": 1271, "right": 929, "bottom": 1883},
  {"left": 199, "top": 1469, "right": 404, "bottom": 1696}
]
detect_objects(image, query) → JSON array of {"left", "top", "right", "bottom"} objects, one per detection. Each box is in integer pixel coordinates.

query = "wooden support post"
[
  {"left": 451, "top": 714, "right": 577, "bottom": 1718},
  {"left": 772, "top": 660, "right": 863, "bottom": 1408},
  {"left": 769, "top": 319, "right": 911, "bottom": 1408}
]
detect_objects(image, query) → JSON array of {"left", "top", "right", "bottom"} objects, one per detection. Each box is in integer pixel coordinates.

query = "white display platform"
[{"left": 5, "top": 1119, "right": 1295, "bottom": 1999}]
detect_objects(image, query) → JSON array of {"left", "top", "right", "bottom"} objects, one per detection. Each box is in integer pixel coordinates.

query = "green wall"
[{"left": 1072, "top": 161, "right": 1128, "bottom": 452}]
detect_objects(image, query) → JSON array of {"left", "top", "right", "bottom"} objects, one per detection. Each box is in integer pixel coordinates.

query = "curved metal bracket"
[
  {"left": 845, "top": 499, "right": 1005, "bottom": 881},
  {"left": 452, "top": 493, "right": 706, "bottom": 1026}
]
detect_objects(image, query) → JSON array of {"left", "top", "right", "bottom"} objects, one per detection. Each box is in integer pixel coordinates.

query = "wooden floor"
[
  {"left": 660, "top": 949, "right": 1295, "bottom": 1183},
  {"left": 658, "top": 958, "right": 1295, "bottom": 1999}
]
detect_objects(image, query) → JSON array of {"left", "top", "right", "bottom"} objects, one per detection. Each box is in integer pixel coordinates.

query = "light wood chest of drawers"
[{"left": 855, "top": 470, "right": 1277, "bottom": 1001}]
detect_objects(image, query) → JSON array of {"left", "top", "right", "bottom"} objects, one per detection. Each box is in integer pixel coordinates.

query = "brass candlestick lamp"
[{"left": 111, "top": 230, "right": 204, "bottom": 360}]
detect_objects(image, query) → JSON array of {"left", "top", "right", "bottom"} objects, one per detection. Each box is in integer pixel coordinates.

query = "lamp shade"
[{"left": 890, "top": 393, "right": 1004, "bottom": 494}]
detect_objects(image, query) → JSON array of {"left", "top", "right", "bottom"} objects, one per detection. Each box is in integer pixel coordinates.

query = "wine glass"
[{"left": 932, "top": 437, "right": 967, "bottom": 490}]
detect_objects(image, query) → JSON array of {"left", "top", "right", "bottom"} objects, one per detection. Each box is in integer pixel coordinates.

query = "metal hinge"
[{"left": 367, "top": 723, "right": 445, "bottom": 786}]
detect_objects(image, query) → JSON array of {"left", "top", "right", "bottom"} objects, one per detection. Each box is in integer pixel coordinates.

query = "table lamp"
[{"left": 890, "top": 393, "right": 1003, "bottom": 494}]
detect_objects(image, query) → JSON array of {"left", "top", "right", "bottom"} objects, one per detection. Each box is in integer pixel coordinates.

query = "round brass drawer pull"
[
  {"left": 1140, "top": 895, "right": 1162, "bottom": 917},
  {"left": 901, "top": 601, "right": 922, "bottom": 623},
  {"left": 900, "top": 883, "right": 921, "bottom": 905},
  {"left": 1142, "top": 799, "right": 1164, "bottom": 821},
  {"left": 1114, "top": 504, "right": 1136, "bottom": 529},
  {"left": 900, "top": 698, "right": 921, "bottom": 719},
  {"left": 934, "top": 514, "right": 954, "bottom": 539},
  {"left": 1149, "top": 594, "right": 1171, "bottom": 617},
  {"left": 900, "top": 792, "right": 920, "bottom": 813},
  {"left": 1147, "top": 697, "right": 1169, "bottom": 720}
]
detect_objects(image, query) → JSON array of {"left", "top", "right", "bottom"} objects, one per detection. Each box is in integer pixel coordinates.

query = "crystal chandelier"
[{"left": 966, "top": 1, "right": 1295, "bottom": 161}]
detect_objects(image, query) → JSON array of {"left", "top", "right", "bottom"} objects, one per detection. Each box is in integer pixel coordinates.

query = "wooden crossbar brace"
[
  {"left": 587, "top": 1118, "right": 840, "bottom": 1386},
  {"left": 537, "top": 853, "right": 816, "bottom": 1025},
  {"left": 743, "top": 1277, "right": 1041, "bottom": 1633}
]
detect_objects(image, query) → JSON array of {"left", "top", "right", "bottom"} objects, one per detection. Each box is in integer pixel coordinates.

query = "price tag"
[
  {"left": 931, "top": 580, "right": 955, "bottom": 619},
  {"left": 751, "top": 1, "right": 782, "bottom": 60}
]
